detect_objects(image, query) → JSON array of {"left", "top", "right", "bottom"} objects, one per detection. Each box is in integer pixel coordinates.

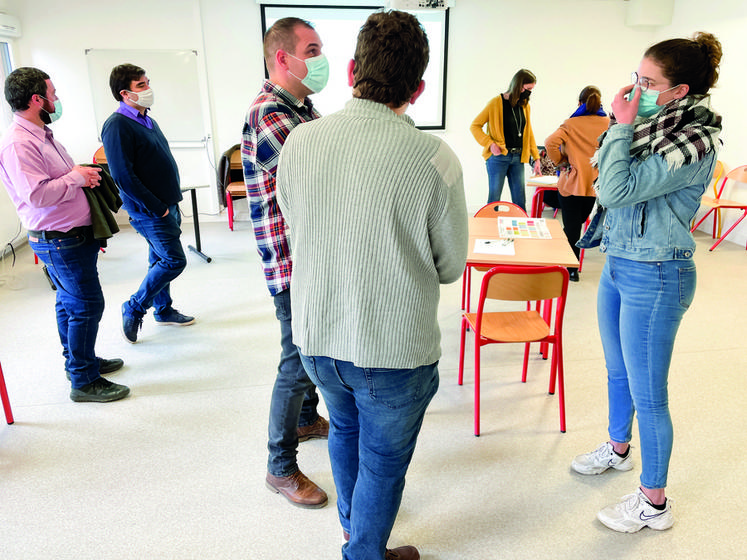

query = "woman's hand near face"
[{"left": 611, "top": 84, "right": 640, "bottom": 125}]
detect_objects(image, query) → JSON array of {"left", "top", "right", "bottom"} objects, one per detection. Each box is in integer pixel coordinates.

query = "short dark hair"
[
  {"left": 644, "top": 32, "right": 722, "bottom": 96},
  {"left": 352, "top": 10, "right": 429, "bottom": 107},
  {"left": 507, "top": 69, "right": 536, "bottom": 107},
  {"left": 4, "top": 67, "right": 49, "bottom": 112},
  {"left": 109, "top": 63, "right": 146, "bottom": 102},
  {"left": 264, "top": 17, "right": 315, "bottom": 71}
]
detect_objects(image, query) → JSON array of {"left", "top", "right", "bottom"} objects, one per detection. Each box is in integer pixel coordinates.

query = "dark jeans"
[
  {"left": 486, "top": 152, "right": 526, "bottom": 211},
  {"left": 558, "top": 194, "right": 596, "bottom": 266},
  {"left": 268, "top": 289, "right": 320, "bottom": 476},
  {"left": 300, "top": 354, "right": 438, "bottom": 560},
  {"left": 29, "top": 230, "right": 105, "bottom": 389},
  {"left": 125, "top": 204, "right": 187, "bottom": 317}
]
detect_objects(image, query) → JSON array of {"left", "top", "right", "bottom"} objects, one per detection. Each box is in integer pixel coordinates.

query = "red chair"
[
  {"left": 690, "top": 162, "right": 747, "bottom": 251},
  {"left": 92, "top": 145, "right": 107, "bottom": 167},
  {"left": 0, "top": 361, "right": 15, "bottom": 424},
  {"left": 458, "top": 265, "right": 570, "bottom": 435},
  {"left": 461, "top": 202, "right": 527, "bottom": 312}
]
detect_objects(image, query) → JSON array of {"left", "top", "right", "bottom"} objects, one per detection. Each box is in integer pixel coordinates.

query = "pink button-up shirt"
[{"left": 0, "top": 114, "right": 90, "bottom": 232}]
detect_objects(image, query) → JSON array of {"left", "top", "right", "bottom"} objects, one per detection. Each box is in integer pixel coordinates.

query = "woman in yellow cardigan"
[
  {"left": 545, "top": 85, "right": 610, "bottom": 281},
  {"left": 470, "top": 69, "right": 540, "bottom": 210}
]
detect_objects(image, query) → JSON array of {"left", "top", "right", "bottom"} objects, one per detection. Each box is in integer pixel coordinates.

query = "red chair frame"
[
  {"left": 1, "top": 361, "right": 14, "bottom": 424},
  {"left": 690, "top": 163, "right": 747, "bottom": 251},
  {"left": 458, "top": 265, "right": 569, "bottom": 435}
]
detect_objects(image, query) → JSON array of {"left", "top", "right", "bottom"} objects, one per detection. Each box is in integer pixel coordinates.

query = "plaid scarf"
[{"left": 593, "top": 95, "right": 722, "bottom": 184}]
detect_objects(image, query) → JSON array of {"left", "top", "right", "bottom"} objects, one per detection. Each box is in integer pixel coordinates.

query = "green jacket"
[{"left": 81, "top": 164, "right": 122, "bottom": 244}]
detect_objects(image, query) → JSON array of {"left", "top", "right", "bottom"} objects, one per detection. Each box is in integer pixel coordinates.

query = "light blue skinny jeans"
[{"left": 597, "top": 255, "right": 696, "bottom": 489}]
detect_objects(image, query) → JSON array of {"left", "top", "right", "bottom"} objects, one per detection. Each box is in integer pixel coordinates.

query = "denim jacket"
[{"left": 593, "top": 124, "right": 716, "bottom": 262}]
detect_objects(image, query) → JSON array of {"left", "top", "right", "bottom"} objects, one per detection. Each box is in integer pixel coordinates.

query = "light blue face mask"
[
  {"left": 628, "top": 84, "right": 678, "bottom": 118},
  {"left": 289, "top": 53, "right": 329, "bottom": 94},
  {"left": 40, "top": 97, "right": 63, "bottom": 123}
]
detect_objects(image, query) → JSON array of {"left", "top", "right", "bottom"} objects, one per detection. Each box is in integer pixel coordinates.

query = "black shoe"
[
  {"left": 66, "top": 357, "right": 124, "bottom": 381},
  {"left": 99, "top": 357, "right": 124, "bottom": 374},
  {"left": 70, "top": 378, "right": 130, "bottom": 403},
  {"left": 122, "top": 303, "right": 143, "bottom": 344},
  {"left": 568, "top": 269, "right": 580, "bottom": 282},
  {"left": 154, "top": 308, "right": 195, "bottom": 326}
]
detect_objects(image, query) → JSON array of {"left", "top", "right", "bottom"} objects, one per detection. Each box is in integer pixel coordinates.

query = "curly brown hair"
[{"left": 351, "top": 10, "right": 429, "bottom": 107}]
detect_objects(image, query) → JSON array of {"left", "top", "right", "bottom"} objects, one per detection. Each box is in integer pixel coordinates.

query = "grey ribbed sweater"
[{"left": 277, "top": 98, "right": 468, "bottom": 369}]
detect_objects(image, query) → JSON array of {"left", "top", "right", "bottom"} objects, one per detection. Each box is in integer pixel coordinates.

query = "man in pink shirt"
[{"left": 0, "top": 67, "right": 129, "bottom": 402}]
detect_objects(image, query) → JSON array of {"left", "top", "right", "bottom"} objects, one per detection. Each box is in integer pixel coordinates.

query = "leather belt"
[
  {"left": 27, "top": 226, "right": 91, "bottom": 242},
  {"left": 507, "top": 147, "right": 522, "bottom": 154}
]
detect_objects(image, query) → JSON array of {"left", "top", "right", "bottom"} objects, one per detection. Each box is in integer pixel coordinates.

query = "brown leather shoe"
[
  {"left": 297, "top": 416, "right": 329, "bottom": 442},
  {"left": 385, "top": 546, "right": 420, "bottom": 560},
  {"left": 265, "top": 470, "right": 328, "bottom": 509},
  {"left": 342, "top": 533, "right": 419, "bottom": 560}
]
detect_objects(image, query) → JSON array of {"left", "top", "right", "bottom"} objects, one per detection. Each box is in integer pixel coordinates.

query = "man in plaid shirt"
[{"left": 241, "top": 17, "right": 330, "bottom": 509}]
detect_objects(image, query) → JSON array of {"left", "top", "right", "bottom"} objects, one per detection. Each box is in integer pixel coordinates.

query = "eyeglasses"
[{"left": 631, "top": 72, "right": 652, "bottom": 93}]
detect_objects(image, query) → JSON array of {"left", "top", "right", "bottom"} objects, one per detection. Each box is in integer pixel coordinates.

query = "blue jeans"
[
  {"left": 299, "top": 354, "right": 438, "bottom": 560},
  {"left": 597, "top": 256, "right": 696, "bottom": 489},
  {"left": 125, "top": 204, "right": 186, "bottom": 317},
  {"left": 29, "top": 230, "right": 105, "bottom": 389},
  {"left": 268, "top": 289, "right": 320, "bottom": 476},
  {"left": 486, "top": 153, "right": 526, "bottom": 210}
]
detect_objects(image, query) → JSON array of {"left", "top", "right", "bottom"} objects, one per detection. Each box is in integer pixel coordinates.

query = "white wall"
[
  {"left": 652, "top": 0, "right": 747, "bottom": 247},
  {"left": 1, "top": 0, "right": 746, "bottom": 248}
]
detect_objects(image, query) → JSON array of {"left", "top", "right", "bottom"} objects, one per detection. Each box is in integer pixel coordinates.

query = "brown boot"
[
  {"left": 297, "top": 416, "right": 329, "bottom": 442},
  {"left": 265, "top": 470, "right": 328, "bottom": 509},
  {"left": 342, "top": 532, "right": 419, "bottom": 560},
  {"left": 385, "top": 546, "right": 420, "bottom": 560}
]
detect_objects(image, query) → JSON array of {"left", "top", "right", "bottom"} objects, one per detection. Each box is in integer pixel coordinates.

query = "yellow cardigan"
[{"left": 470, "top": 95, "right": 540, "bottom": 163}]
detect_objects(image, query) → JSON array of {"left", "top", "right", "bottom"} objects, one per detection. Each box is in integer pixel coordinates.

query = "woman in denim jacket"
[{"left": 571, "top": 32, "right": 723, "bottom": 533}]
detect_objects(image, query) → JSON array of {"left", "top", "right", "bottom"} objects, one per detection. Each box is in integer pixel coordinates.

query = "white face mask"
[{"left": 126, "top": 88, "right": 154, "bottom": 108}]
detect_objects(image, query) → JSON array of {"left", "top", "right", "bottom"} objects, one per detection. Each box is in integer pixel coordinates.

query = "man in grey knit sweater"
[{"left": 277, "top": 11, "right": 468, "bottom": 560}]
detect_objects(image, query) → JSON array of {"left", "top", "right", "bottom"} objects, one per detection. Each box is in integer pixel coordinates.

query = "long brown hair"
[{"left": 506, "top": 68, "right": 536, "bottom": 107}]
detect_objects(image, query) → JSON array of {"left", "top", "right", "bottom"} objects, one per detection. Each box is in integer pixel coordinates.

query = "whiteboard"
[{"left": 86, "top": 49, "right": 207, "bottom": 143}]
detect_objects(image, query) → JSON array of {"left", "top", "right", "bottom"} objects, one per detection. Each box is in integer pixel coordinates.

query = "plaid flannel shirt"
[{"left": 241, "top": 80, "right": 320, "bottom": 296}]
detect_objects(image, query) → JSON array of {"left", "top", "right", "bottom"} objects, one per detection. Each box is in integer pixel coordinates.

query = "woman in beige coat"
[{"left": 545, "top": 85, "right": 610, "bottom": 281}]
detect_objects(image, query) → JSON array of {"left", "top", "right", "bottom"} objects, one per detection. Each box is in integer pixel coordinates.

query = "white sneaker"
[
  {"left": 597, "top": 488, "right": 674, "bottom": 533},
  {"left": 571, "top": 442, "right": 633, "bottom": 475}
]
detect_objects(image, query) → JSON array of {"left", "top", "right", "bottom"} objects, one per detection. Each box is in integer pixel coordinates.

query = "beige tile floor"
[{"left": 0, "top": 213, "right": 745, "bottom": 560}]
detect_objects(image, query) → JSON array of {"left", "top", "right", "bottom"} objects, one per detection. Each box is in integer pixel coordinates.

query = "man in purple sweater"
[{"left": 102, "top": 63, "right": 195, "bottom": 344}]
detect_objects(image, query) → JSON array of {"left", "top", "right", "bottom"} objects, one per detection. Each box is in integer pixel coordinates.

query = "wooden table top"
[{"left": 467, "top": 216, "right": 579, "bottom": 268}]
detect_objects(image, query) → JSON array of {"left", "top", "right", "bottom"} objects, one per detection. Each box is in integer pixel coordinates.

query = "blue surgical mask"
[
  {"left": 629, "top": 84, "right": 678, "bottom": 118},
  {"left": 288, "top": 53, "right": 329, "bottom": 94},
  {"left": 40, "top": 97, "right": 62, "bottom": 124}
]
